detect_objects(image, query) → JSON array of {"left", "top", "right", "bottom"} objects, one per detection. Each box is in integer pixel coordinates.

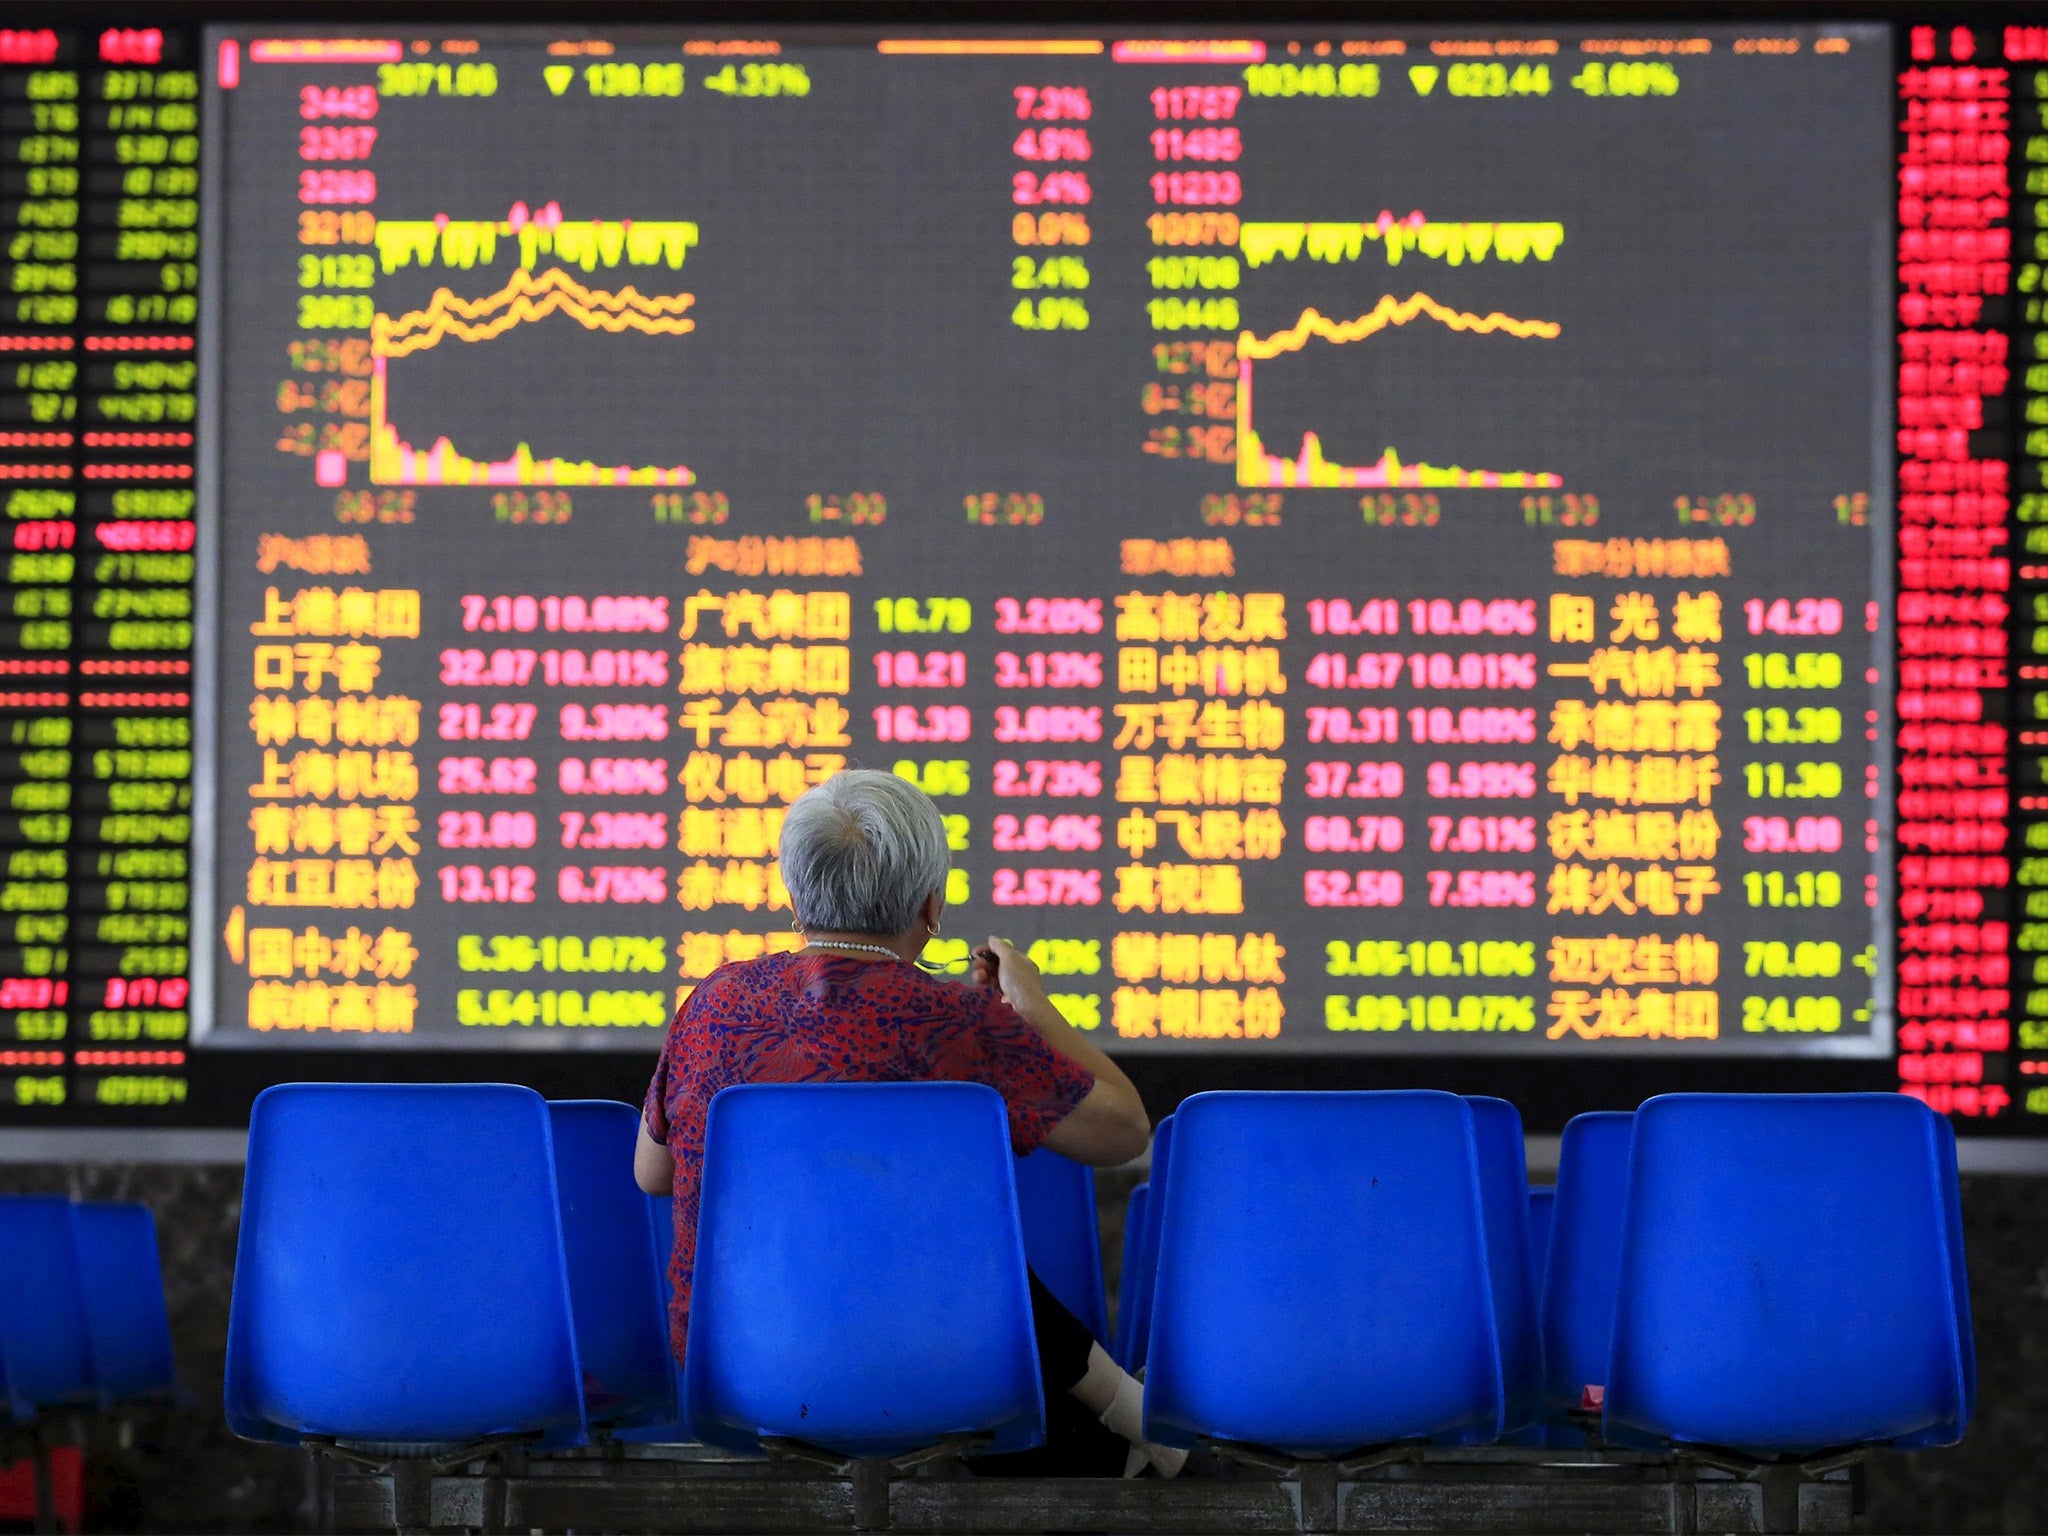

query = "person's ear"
[{"left": 920, "top": 887, "right": 945, "bottom": 934}]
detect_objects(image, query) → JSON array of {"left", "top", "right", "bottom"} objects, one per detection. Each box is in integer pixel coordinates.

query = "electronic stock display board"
[{"left": 0, "top": 6, "right": 2035, "bottom": 1134}]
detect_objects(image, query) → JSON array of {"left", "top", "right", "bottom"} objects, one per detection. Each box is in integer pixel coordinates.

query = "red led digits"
[
  {"left": 1303, "top": 815, "right": 1405, "bottom": 852},
  {"left": 558, "top": 811, "right": 667, "bottom": 850},
  {"left": 991, "top": 814, "right": 1103, "bottom": 853},
  {"left": 1303, "top": 870, "right": 1404, "bottom": 908},
  {"left": 993, "top": 596, "right": 1102, "bottom": 634},
  {"left": 992, "top": 705, "right": 1102, "bottom": 743},
  {"left": 1894, "top": 35, "right": 2014, "bottom": 1115},
  {"left": 991, "top": 758, "right": 1101, "bottom": 796}
]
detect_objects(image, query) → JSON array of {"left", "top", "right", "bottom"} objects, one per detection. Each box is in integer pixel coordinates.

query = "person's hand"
[{"left": 975, "top": 935, "right": 1046, "bottom": 1015}]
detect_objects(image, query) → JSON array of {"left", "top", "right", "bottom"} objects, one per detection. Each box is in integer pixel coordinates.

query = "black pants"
[{"left": 969, "top": 1270, "right": 1131, "bottom": 1477}]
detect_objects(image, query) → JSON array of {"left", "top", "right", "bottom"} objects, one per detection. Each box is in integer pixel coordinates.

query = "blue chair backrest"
[
  {"left": 1144, "top": 1091, "right": 1504, "bottom": 1456},
  {"left": 614, "top": 1193, "right": 695, "bottom": 1445},
  {"left": 226, "top": 1083, "right": 586, "bottom": 1447},
  {"left": 1118, "top": 1114, "right": 1172, "bottom": 1372},
  {"left": 1540, "top": 1111, "right": 1634, "bottom": 1414},
  {"left": 1526, "top": 1185, "right": 1556, "bottom": 1312},
  {"left": 1014, "top": 1146, "right": 1108, "bottom": 1345},
  {"left": 1931, "top": 1115, "right": 1976, "bottom": 1421},
  {"left": 1112, "top": 1183, "right": 1149, "bottom": 1367},
  {"left": 1605, "top": 1093, "right": 1971, "bottom": 1453},
  {"left": 547, "top": 1100, "right": 676, "bottom": 1434},
  {"left": 683, "top": 1082, "right": 1044, "bottom": 1459},
  {"left": 1466, "top": 1097, "right": 1540, "bottom": 1431},
  {"left": 73, "top": 1202, "right": 178, "bottom": 1405},
  {"left": 0, "top": 1196, "right": 96, "bottom": 1418}
]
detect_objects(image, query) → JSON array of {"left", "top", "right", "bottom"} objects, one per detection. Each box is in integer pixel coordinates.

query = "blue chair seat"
[
  {"left": 1014, "top": 1146, "right": 1109, "bottom": 1346},
  {"left": 1466, "top": 1097, "right": 1541, "bottom": 1433},
  {"left": 73, "top": 1202, "right": 179, "bottom": 1407},
  {"left": 1540, "top": 1111, "right": 1634, "bottom": 1418},
  {"left": 1605, "top": 1093, "right": 1972, "bottom": 1454},
  {"left": 0, "top": 1196, "right": 97, "bottom": 1420},
  {"left": 1143, "top": 1091, "right": 1504, "bottom": 1457},
  {"left": 226, "top": 1083, "right": 586, "bottom": 1449},
  {"left": 548, "top": 1100, "right": 676, "bottom": 1436},
  {"left": 1112, "top": 1182, "right": 1150, "bottom": 1369},
  {"left": 1117, "top": 1115, "right": 1172, "bottom": 1372},
  {"left": 683, "top": 1082, "right": 1043, "bottom": 1460},
  {"left": 613, "top": 1191, "right": 698, "bottom": 1446}
]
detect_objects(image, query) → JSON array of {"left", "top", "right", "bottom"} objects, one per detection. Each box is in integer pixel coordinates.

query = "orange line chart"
[
  {"left": 365, "top": 267, "right": 700, "bottom": 488},
  {"left": 1234, "top": 294, "right": 1564, "bottom": 490}
]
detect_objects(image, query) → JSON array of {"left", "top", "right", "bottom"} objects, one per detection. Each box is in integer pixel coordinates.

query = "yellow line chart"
[
  {"left": 1238, "top": 293, "right": 1562, "bottom": 361},
  {"left": 1234, "top": 294, "right": 1563, "bottom": 490},
  {"left": 372, "top": 267, "right": 698, "bottom": 359}
]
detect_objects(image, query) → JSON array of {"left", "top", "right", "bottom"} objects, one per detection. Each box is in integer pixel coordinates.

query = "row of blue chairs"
[
  {"left": 0, "top": 1197, "right": 179, "bottom": 1423},
  {"left": 225, "top": 1084, "right": 1970, "bottom": 1466},
  {"left": 227, "top": 1086, "right": 1119, "bottom": 1456},
  {"left": 1114, "top": 1093, "right": 1971, "bottom": 1458}
]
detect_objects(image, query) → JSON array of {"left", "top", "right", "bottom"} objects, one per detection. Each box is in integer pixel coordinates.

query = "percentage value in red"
[
  {"left": 992, "top": 814, "right": 1103, "bottom": 853},
  {"left": 992, "top": 867, "right": 1102, "bottom": 906},
  {"left": 992, "top": 758, "right": 1101, "bottom": 797}
]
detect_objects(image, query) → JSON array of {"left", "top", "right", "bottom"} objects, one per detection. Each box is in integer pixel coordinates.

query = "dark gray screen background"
[{"left": 196, "top": 25, "right": 1894, "bottom": 1054}]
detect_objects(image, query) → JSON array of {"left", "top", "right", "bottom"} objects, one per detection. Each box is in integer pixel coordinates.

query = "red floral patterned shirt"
[{"left": 640, "top": 951, "right": 1096, "bottom": 1364}]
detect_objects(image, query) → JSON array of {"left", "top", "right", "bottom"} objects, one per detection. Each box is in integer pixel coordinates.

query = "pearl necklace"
[{"left": 805, "top": 940, "right": 902, "bottom": 961}]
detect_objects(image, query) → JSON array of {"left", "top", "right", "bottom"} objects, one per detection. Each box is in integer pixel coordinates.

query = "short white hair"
[{"left": 779, "top": 770, "right": 950, "bottom": 936}]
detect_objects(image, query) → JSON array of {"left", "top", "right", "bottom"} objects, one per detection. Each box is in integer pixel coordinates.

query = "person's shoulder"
[
  {"left": 879, "top": 966, "right": 1004, "bottom": 1026},
  {"left": 681, "top": 951, "right": 803, "bottom": 1013}
]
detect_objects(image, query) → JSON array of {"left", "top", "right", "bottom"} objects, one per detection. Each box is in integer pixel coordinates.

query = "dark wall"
[{"left": 0, "top": 1163, "right": 2036, "bottom": 1534}]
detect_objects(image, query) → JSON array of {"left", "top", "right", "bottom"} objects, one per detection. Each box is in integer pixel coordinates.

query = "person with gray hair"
[{"left": 634, "top": 769, "right": 1175, "bottom": 1477}]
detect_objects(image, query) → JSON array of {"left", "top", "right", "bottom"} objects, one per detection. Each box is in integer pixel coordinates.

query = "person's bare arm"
[
  {"left": 634, "top": 1116, "right": 675, "bottom": 1195},
  {"left": 973, "top": 935, "right": 1150, "bottom": 1165}
]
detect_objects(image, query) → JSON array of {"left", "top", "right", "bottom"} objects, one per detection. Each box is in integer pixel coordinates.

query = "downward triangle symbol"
[
  {"left": 1408, "top": 65, "right": 1440, "bottom": 96},
  {"left": 544, "top": 65, "right": 574, "bottom": 96}
]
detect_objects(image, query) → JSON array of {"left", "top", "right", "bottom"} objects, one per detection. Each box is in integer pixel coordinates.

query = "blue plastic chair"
[
  {"left": 1116, "top": 1114, "right": 1172, "bottom": 1372},
  {"left": 1466, "top": 1097, "right": 1541, "bottom": 1432},
  {"left": 1144, "top": 1092, "right": 1504, "bottom": 1456},
  {"left": 1014, "top": 1146, "right": 1109, "bottom": 1345},
  {"left": 615, "top": 1193, "right": 695, "bottom": 1445},
  {"left": 0, "top": 1196, "right": 97, "bottom": 1420},
  {"left": 1526, "top": 1185, "right": 1556, "bottom": 1311},
  {"left": 1112, "top": 1183, "right": 1149, "bottom": 1366},
  {"left": 1605, "top": 1094, "right": 1972, "bottom": 1453},
  {"left": 226, "top": 1083, "right": 586, "bottom": 1448},
  {"left": 1933, "top": 1115, "right": 1977, "bottom": 1423},
  {"left": 548, "top": 1101, "right": 676, "bottom": 1435},
  {"left": 1540, "top": 1111, "right": 1634, "bottom": 1416},
  {"left": 73, "top": 1202, "right": 179, "bottom": 1406},
  {"left": 683, "top": 1082, "right": 1044, "bottom": 1459}
]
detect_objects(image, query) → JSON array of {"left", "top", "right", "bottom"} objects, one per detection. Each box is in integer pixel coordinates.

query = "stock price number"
[
  {"left": 1743, "top": 707, "right": 1842, "bottom": 745},
  {"left": 1324, "top": 939, "right": 1536, "bottom": 979},
  {"left": 456, "top": 988, "right": 668, "bottom": 1029},
  {"left": 456, "top": 934, "right": 669, "bottom": 974},
  {"left": 1741, "top": 870, "right": 1843, "bottom": 908},
  {"left": 1324, "top": 994, "right": 1535, "bottom": 1033},
  {"left": 1742, "top": 940, "right": 1842, "bottom": 978},
  {"left": 1741, "top": 995, "right": 1842, "bottom": 1034},
  {"left": 875, "top": 597, "right": 970, "bottom": 635}
]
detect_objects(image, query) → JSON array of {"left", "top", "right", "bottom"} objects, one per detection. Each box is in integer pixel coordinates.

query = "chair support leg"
[
  {"left": 1759, "top": 1463, "right": 1801, "bottom": 1535},
  {"left": 1297, "top": 1461, "right": 1339, "bottom": 1534},
  {"left": 390, "top": 1461, "right": 431, "bottom": 1536},
  {"left": 851, "top": 1458, "right": 890, "bottom": 1531}
]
